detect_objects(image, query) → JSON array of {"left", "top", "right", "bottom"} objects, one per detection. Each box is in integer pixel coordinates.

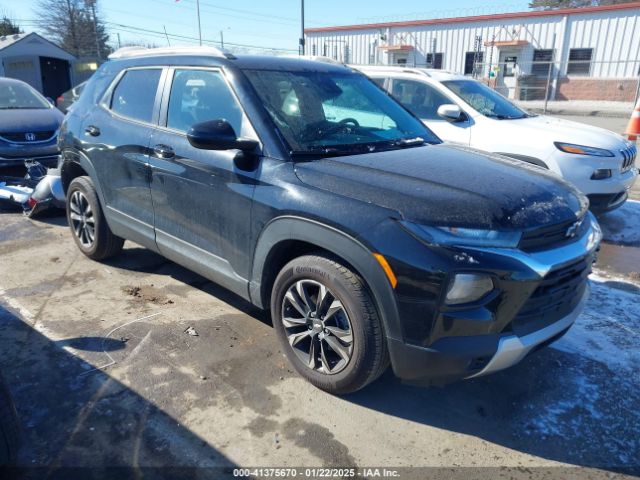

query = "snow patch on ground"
[
  {"left": 521, "top": 274, "right": 640, "bottom": 458},
  {"left": 598, "top": 200, "right": 640, "bottom": 246},
  {"left": 552, "top": 273, "right": 640, "bottom": 372}
]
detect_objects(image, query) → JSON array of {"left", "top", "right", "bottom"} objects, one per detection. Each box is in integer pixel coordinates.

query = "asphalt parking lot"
[{"left": 0, "top": 115, "right": 639, "bottom": 479}]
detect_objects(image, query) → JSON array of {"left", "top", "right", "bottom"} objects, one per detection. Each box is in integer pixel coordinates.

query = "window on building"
[
  {"left": 426, "top": 52, "right": 443, "bottom": 69},
  {"left": 532, "top": 49, "right": 554, "bottom": 76},
  {"left": 110, "top": 69, "right": 162, "bottom": 123},
  {"left": 311, "top": 45, "right": 317, "bottom": 56},
  {"left": 464, "top": 51, "right": 483, "bottom": 75},
  {"left": 567, "top": 48, "right": 593, "bottom": 76},
  {"left": 167, "top": 69, "right": 245, "bottom": 135},
  {"left": 390, "top": 79, "right": 454, "bottom": 120}
]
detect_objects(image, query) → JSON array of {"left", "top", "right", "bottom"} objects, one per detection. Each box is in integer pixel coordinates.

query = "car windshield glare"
[
  {"left": 244, "top": 69, "right": 440, "bottom": 155},
  {"left": 0, "top": 83, "right": 51, "bottom": 109},
  {"left": 442, "top": 80, "right": 529, "bottom": 120}
]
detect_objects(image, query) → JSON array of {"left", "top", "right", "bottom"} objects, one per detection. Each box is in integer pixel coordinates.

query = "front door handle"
[
  {"left": 153, "top": 144, "right": 175, "bottom": 159},
  {"left": 85, "top": 125, "right": 100, "bottom": 137}
]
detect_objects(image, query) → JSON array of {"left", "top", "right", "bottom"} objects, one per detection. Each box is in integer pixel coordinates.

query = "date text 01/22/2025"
[{"left": 232, "top": 468, "right": 400, "bottom": 477}]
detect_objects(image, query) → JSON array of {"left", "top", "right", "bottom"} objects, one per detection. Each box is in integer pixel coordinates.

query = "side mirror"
[
  {"left": 46, "top": 97, "right": 55, "bottom": 106},
  {"left": 437, "top": 104, "right": 464, "bottom": 122},
  {"left": 187, "top": 119, "right": 258, "bottom": 152}
]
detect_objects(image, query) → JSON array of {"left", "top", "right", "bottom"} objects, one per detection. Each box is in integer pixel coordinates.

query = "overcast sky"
[{"left": 2, "top": 0, "right": 531, "bottom": 53}]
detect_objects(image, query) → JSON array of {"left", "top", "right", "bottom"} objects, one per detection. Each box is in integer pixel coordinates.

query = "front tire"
[
  {"left": 271, "top": 254, "right": 389, "bottom": 394},
  {"left": 66, "top": 176, "right": 124, "bottom": 260}
]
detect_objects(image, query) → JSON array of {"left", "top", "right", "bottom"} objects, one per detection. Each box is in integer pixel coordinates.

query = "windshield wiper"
[
  {"left": 485, "top": 113, "right": 526, "bottom": 120},
  {"left": 291, "top": 138, "right": 431, "bottom": 160},
  {"left": 290, "top": 146, "right": 352, "bottom": 160}
]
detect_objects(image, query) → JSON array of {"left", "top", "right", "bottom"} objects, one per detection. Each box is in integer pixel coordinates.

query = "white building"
[
  {"left": 0, "top": 32, "right": 77, "bottom": 99},
  {"left": 305, "top": 2, "right": 640, "bottom": 101}
]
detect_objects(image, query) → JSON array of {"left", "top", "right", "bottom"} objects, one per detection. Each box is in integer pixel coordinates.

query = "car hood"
[
  {"left": 499, "top": 115, "right": 628, "bottom": 150},
  {"left": 294, "top": 144, "right": 588, "bottom": 230},
  {"left": 0, "top": 108, "right": 64, "bottom": 134}
]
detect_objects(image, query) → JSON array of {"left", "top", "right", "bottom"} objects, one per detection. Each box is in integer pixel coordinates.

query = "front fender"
[{"left": 249, "top": 216, "right": 402, "bottom": 340}]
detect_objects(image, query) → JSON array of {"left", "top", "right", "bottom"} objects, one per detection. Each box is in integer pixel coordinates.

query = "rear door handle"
[
  {"left": 85, "top": 125, "right": 100, "bottom": 137},
  {"left": 153, "top": 144, "right": 175, "bottom": 159}
]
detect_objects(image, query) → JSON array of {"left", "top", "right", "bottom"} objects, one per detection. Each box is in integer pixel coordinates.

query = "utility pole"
[
  {"left": 117, "top": 33, "right": 121, "bottom": 49},
  {"left": 163, "top": 26, "right": 171, "bottom": 47},
  {"left": 299, "top": 0, "right": 305, "bottom": 55},
  {"left": 220, "top": 30, "right": 224, "bottom": 49},
  {"left": 196, "top": 0, "right": 202, "bottom": 46}
]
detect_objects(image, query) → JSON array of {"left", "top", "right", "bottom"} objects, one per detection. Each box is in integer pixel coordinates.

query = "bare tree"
[{"left": 35, "top": 0, "right": 110, "bottom": 59}]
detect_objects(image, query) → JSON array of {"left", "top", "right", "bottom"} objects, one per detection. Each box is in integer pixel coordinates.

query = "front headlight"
[
  {"left": 401, "top": 222, "right": 522, "bottom": 248},
  {"left": 554, "top": 142, "right": 614, "bottom": 157}
]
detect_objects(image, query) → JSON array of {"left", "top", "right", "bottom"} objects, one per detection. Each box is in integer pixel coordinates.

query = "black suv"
[{"left": 59, "top": 48, "right": 601, "bottom": 394}]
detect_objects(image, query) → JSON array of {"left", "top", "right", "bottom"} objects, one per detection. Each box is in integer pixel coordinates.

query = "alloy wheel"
[
  {"left": 69, "top": 190, "right": 95, "bottom": 248},
  {"left": 281, "top": 279, "right": 354, "bottom": 375}
]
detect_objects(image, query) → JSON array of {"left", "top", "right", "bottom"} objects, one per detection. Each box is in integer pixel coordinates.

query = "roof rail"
[{"left": 108, "top": 45, "right": 227, "bottom": 60}]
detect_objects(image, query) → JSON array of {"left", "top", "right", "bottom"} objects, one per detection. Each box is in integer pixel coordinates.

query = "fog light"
[
  {"left": 591, "top": 169, "right": 612, "bottom": 180},
  {"left": 446, "top": 274, "right": 494, "bottom": 305}
]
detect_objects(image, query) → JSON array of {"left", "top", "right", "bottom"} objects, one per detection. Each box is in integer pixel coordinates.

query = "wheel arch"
[
  {"left": 249, "top": 216, "right": 402, "bottom": 340},
  {"left": 60, "top": 149, "right": 106, "bottom": 204}
]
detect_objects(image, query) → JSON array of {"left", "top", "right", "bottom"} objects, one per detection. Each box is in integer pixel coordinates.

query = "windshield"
[
  {"left": 0, "top": 82, "right": 51, "bottom": 110},
  {"left": 244, "top": 69, "right": 440, "bottom": 156},
  {"left": 442, "top": 80, "right": 529, "bottom": 120}
]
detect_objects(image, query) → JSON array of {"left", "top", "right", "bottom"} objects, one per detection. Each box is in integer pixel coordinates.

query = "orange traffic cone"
[{"left": 625, "top": 97, "right": 640, "bottom": 141}]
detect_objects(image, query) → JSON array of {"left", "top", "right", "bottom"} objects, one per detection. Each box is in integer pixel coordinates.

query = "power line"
[{"left": 15, "top": 18, "right": 297, "bottom": 52}]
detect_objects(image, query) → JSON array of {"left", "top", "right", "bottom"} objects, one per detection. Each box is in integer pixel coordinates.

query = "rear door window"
[
  {"left": 110, "top": 69, "right": 162, "bottom": 123},
  {"left": 391, "top": 79, "right": 452, "bottom": 120}
]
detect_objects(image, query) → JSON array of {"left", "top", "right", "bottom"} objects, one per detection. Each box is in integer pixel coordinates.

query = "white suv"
[{"left": 356, "top": 65, "right": 637, "bottom": 213}]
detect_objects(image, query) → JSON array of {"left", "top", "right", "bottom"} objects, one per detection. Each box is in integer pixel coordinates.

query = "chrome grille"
[{"left": 621, "top": 144, "right": 637, "bottom": 173}]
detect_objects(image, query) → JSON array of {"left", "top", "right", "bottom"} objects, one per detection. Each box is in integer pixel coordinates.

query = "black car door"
[
  {"left": 149, "top": 67, "right": 260, "bottom": 294},
  {"left": 81, "top": 67, "right": 164, "bottom": 249}
]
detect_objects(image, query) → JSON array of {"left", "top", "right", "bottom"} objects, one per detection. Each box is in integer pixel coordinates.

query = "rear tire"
[
  {"left": 271, "top": 254, "right": 389, "bottom": 394},
  {"left": 66, "top": 176, "right": 124, "bottom": 260},
  {"left": 0, "top": 373, "right": 20, "bottom": 466}
]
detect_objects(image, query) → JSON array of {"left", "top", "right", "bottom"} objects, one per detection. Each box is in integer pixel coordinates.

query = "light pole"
[
  {"left": 299, "top": 0, "right": 305, "bottom": 55},
  {"left": 196, "top": 0, "right": 202, "bottom": 46}
]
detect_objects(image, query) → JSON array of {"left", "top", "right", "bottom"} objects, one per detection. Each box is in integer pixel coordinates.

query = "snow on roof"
[{"left": 0, "top": 32, "right": 30, "bottom": 51}]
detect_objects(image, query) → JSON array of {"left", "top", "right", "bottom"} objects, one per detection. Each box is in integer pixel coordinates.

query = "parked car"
[
  {"left": 59, "top": 47, "right": 601, "bottom": 394},
  {"left": 56, "top": 81, "right": 88, "bottom": 114},
  {"left": 0, "top": 372, "right": 20, "bottom": 466},
  {"left": 356, "top": 66, "right": 638, "bottom": 213},
  {"left": 0, "top": 77, "right": 64, "bottom": 169}
]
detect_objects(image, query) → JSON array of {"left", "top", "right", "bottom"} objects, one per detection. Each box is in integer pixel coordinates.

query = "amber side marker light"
[{"left": 373, "top": 253, "right": 398, "bottom": 289}]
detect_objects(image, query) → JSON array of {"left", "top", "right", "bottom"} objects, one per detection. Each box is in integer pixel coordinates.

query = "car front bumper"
[
  {"left": 0, "top": 140, "right": 60, "bottom": 168},
  {"left": 466, "top": 285, "right": 587, "bottom": 378},
  {"left": 386, "top": 213, "right": 601, "bottom": 384},
  {"left": 551, "top": 150, "right": 637, "bottom": 200}
]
